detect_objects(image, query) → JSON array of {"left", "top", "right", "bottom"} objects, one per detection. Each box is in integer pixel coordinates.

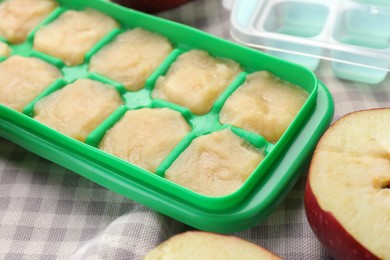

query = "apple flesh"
[
  {"left": 305, "top": 182, "right": 379, "bottom": 260},
  {"left": 305, "top": 108, "right": 390, "bottom": 260},
  {"left": 143, "top": 231, "right": 282, "bottom": 259}
]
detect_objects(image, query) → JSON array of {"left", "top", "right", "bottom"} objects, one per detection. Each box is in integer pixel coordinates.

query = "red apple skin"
[
  {"left": 304, "top": 181, "right": 380, "bottom": 260},
  {"left": 111, "top": 0, "right": 191, "bottom": 13}
]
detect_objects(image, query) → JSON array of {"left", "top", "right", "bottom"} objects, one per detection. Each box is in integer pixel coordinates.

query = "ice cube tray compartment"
[
  {"left": 229, "top": 0, "right": 390, "bottom": 84},
  {"left": 0, "top": 0, "right": 334, "bottom": 232}
]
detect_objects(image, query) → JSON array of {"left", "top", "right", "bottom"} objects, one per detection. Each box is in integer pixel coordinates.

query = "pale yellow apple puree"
[
  {"left": 0, "top": 41, "right": 10, "bottom": 56},
  {"left": 152, "top": 50, "right": 241, "bottom": 115},
  {"left": 165, "top": 129, "right": 263, "bottom": 197},
  {"left": 99, "top": 108, "right": 190, "bottom": 173},
  {"left": 0, "top": 0, "right": 57, "bottom": 44},
  {"left": 0, "top": 56, "right": 61, "bottom": 111},
  {"left": 89, "top": 28, "right": 173, "bottom": 91},
  {"left": 219, "top": 71, "right": 308, "bottom": 143},
  {"left": 34, "top": 79, "right": 123, "bottom": 141},
  {"left": 34, "top": 8, "right": 118, "bottom": 66}
]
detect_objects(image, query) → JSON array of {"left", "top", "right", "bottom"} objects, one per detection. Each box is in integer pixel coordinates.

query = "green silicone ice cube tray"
[{"left": 0, "top": 0, "right": 334, "bottom": 233}]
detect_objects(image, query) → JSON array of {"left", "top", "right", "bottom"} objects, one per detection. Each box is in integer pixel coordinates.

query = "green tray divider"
[
  {"left": 87, "top": 72, "right": 128, "bottom": 95},
  {"left": 85, "top": 105, "right": 128, "bottom": 148},
  {"left": 155, "top": 132, "right": 196, "bottom": 177},
  {"left": 56, "top": 1, "right": 93, "bottom": 11},
  {"left": 217, "top": 126, "right": 271, "bottom": 200},
  {"left": 144, "top": 48, "right": 186, "bottom": 91},
  {"left": 123, "top": 89, "right": 153, "bottom": 110},
  {"left": 60, "top": 64, "right": 88, "bottom": 82},
  {"left": 9, "top": 42, "right": 32, "bottom": 57},
  {"left": 187, "top": 113, "right": 223, "bottom": 137},
  {"left": 25, "top": 7, "right": 66, "bottom": 44},
  {"left": 151, "top": 99, "right": 193, "bottom": 120},
  {"left": 22, "top": 78, "right": 68, "bottom": 117},
  {"left": 30, "top": 50, "right": 65, "bottom": 68},
  {"left": 84, "top": 27, "right": 123, "bottom": 64},
  {"left": 265, "top": 143, "right": 276, "bottom": 155},
  {"left": 230, "top": 126, "right": 268, "bottom": 151},
  {"left": 210, "top": 71, "right": 248, "bottom": 115}
]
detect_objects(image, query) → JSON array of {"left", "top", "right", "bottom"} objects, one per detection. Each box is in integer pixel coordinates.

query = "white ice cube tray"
[{"left": 224, "top": 0, "right": 390, "bottom": 84}]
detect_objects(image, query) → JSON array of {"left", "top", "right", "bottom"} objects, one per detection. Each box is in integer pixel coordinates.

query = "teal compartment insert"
[
  {"left": 331, "top": 6, "right": 390, "bottom": 84},
  {"left": 228, "top": 0, "right": 390, "bottom": 84},
  {"left": 235, "top": 0, "right": 262, "bottom": 28},
  {"left": 261, "top": 1, "right": 329, "bottom": 70},
  {"left": 0, "top": 0, "right": 334, "bottom": 233},
  {"left": 263, "top": 2, "right": 329, "bottom": 37}
]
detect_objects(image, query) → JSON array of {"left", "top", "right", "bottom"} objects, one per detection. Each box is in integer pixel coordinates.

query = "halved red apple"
[{"left": 305, "top": 108, "right": 390, "bottom": 260}]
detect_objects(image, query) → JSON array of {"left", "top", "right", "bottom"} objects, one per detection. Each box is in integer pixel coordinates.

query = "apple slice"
[
  {"left": 305, "top": 108, "right": 390, "bottom": 260},
  {"left": 143, "top": 231, "right": 281, "bottom": 260}
]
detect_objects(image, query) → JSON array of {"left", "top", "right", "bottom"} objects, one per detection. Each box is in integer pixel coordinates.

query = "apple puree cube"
[
  {"left": 33, "top": 8, "right": 119, "bottom": 66},
  {"left": 0, "top": 41, "right": 10, "bottom": 56},
  {"left": 165, "top": 129, "right": 264, "bottom": 197},
  {"left": 89, "top": 28, "right": 173, "bottom": 91},
  {"left": 0, "top": 0, "right": 57, "bottom": 44},
  {"left": 99, "top": 108, "right": 190, "bottom": 173},
  {"left": 219, "top": 71, "right": 308, "bottom": 143},
  {"left": 34, "top": 79, "right": 123, "bottom": 142},
  {"left": 0, "top": 56, "right": 61, "bottom": 112},
  {"left": 152, "top": 50, "right": 242, "bottom": 115}
]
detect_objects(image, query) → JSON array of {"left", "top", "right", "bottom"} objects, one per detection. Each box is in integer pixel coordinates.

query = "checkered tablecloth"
[{"left": 1, "top": 0, "right": 390, "bottom": 259}]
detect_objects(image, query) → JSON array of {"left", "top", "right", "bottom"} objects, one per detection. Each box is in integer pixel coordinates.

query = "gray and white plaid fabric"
[{"left": 1, "top": 0, "right": 389, "bottom": 259}]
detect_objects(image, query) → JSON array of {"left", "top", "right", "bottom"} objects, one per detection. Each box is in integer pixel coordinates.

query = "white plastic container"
[{"left": 224, "top": 0, "right": 390, "bottom": 84}]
